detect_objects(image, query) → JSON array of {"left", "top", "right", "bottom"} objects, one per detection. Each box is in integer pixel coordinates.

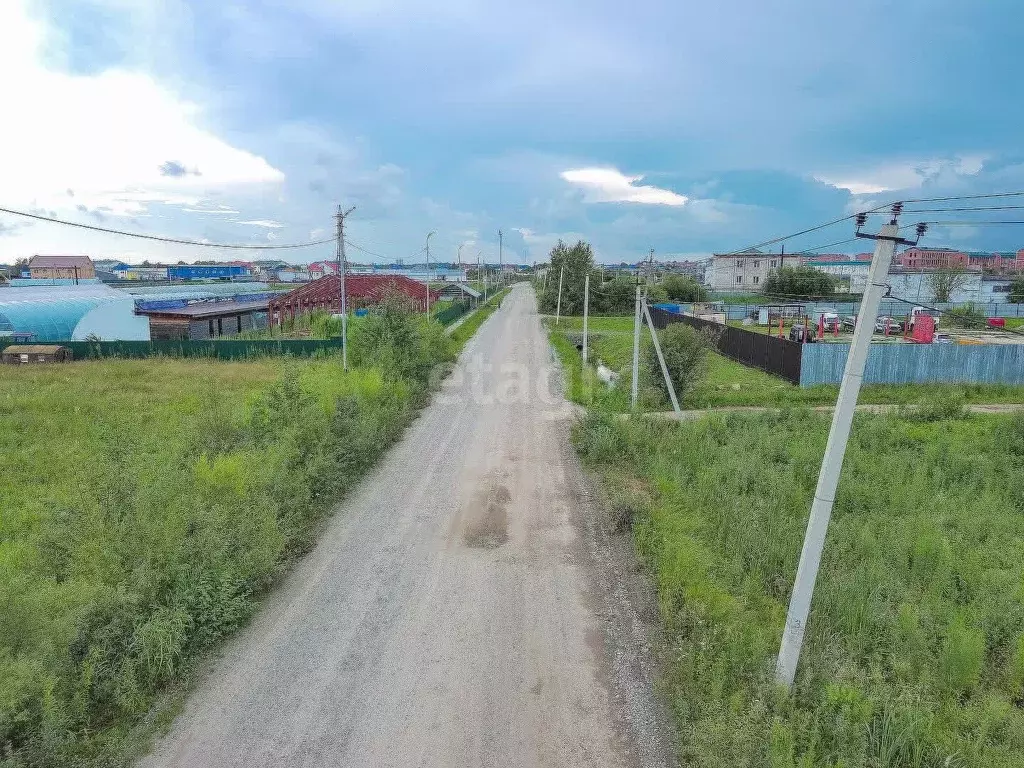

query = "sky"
[{"left": 1, "top": 0, "right": 1023, "bottom": 266}]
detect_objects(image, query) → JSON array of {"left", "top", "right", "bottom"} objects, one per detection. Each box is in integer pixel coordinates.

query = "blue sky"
[{"left": 1, "top": 0, "right": 1023, "bottom": 265}]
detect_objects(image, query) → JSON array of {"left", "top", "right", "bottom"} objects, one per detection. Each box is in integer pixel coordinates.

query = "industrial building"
[
  {"left": 707, "top": 251, "right": 801, "bottom": 291},
  {"left": 268, "top": 274, "right": 439, "bottom": 324},
  {"left": 166, "top": 264, "right": 250, "bottom": 281}
]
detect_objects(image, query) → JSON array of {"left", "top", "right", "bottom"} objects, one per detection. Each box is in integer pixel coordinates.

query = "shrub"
[
  {"left": 662, "top": 274, "right": 708, "bottom": 303},
  {"left": 646, "top": 323, "right": 715, "bottom": 402},
  {"left": 945, "top": 302, "right": 987, "bottom": 329},
  {"left": 762, "top": 265, "right": 836, "bottom": 299}
]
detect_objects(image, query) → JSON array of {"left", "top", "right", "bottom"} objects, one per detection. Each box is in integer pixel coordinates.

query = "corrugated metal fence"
[
  {"left": 649, "top": 307, "right": 803, "bottom": 384},
  {"left": 62, "top": 339, "right": 343, "bottom": 360},
  {"left": 800, "top": 343, "right": 1024, "bottom": 386}
]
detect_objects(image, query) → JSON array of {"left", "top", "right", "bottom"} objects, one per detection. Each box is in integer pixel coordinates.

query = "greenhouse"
[{"left": 0, "top": 285, "right": 149, "bottom": 342}]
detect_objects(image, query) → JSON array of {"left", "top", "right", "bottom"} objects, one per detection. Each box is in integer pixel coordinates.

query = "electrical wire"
[
  {"left": 719, "top": 191, "right": 1024, "bottom": 258},
  {"left": 917, "top": 220, "right": 1024, "bottom": 226},
  {"left": 899, "top": 205, "right": 1024, "bottom": 214},
  {"left": 0, "top": 205, "right": 335, "bottom": 250},
  {"left": 789, "top": 236, "right": 864, "bottom": 254}
]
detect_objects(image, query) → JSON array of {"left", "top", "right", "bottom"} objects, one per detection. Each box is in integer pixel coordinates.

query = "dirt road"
[{"left": 141, "top": 284, "right": 674, "bottom": 768}]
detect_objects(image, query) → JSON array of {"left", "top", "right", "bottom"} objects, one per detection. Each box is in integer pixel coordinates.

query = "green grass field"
[
  {"left": 0, "top": 300, "right": 467, "bottom": 766},
  {"left": 545, "top": 315, "right": 1024, "bottom": 409},
  {"left": 575, "top": 408, "right": 1024, "bottom": 767}
]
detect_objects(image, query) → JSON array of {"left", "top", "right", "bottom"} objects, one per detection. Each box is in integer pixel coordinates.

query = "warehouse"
[
  {"left": 135, "top": 299, "right": 270, "bottom": 340},
  {"left": 166, "top": 264, "right": 250, "bottom": 281}
]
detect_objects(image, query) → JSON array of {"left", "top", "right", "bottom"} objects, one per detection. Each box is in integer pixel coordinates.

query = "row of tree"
[
  {"left": 535, "top": 240, "right": 707, "bottom": 315},
  {"left": 535, "top": 240, "right": 1024, "bottom": 306}
]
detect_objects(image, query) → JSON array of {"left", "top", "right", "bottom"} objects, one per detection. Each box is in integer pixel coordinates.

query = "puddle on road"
[{"left": 462, "top": 481, "right": 511, "bottom": 549}]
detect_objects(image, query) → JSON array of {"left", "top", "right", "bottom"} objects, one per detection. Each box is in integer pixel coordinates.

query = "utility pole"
[
  {"left": 631, "top": 285, "right": 641, "bottom": 409},
  {"left": 336, "top": 204, "right": 355, "bottom": 371},
  {"left": 582, "top": 273, "right": 590, "bottom": 363},
  {"left": 425, "top": 231, "right": 435, "bottom": 315},
  {"left": 645, "top": 248, "right": 655, "bottom": 298},
  {"left": 481, "top": 254, "right": 487, "bottom": 300},
  {"left": 498, "top": 229, "right": 504, "bottom": 287},
  {"left": 775, "top": 208, "right": 923, "bottom": 688},
  {"left": 555, "top": 265, "right": 565, "bottom": 325}
]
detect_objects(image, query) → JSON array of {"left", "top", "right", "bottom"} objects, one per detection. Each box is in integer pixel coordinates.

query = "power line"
[
  {"left": 918, "top": 220, "right": 1024, "bottom": 226},
  {"left": 899, "top": 204, "right": 1024, "bottom": 214},
  {"left": 0, "top": 205, "right": 334, "bottom": 250},
  {"left": 790, "top": 236, "right": 863, "bottom": 254},
  {"left": 720, "top": 191, "right": 1024, "bottom": 258}
]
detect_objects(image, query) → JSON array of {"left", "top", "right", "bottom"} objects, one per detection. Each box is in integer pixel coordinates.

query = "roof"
[
  {"left": 136, "top": 299, "right": 270, "bottom": 319},
  {"left": 2, "top": 344, "right": 68, "bottom": 354},
  {"left": 29, "top": 255, "right": 93, "bottom": 269},
  {"left": 269, "top": 274, "right": 440, "bottom": 308},
  {"left": 437, "top": 283, "right": 482, "bottom": 298}
]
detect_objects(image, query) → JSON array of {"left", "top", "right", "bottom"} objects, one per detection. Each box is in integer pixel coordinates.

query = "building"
[
  {"left": 114, "top": 265, "right": 169, "bottom": 281},
  {"left": 885, "top": 267, "right": 983, "bottom": 304},
  {"left": 0, "top": 284, "right": 149, "bottom": 342},
  {"left": 435, "top": 283, "right": 482, "bottom": 304},
  {"left": 28, "top": 255, "right": 95, "bottom": 280},
  {"left": 707, "top": 250, "right": 801, "bottom": 291},
  {"left": 965, "top": 251, "right": 1024, "bottom": 274},
  {"left": 307, "top": 261, "right": 341, "bottom": 279},
  {"left": 166, "top": 264, "right": 250, "bottom": 281},
  {"left": 268, "top": 275, "right": 440, "bottom": 324},
  {"left": 898, "top": 247, "right": 969, "bottom": 270},
  {"left": 136, "top": 299, "right": 269, "bottom": 340}
]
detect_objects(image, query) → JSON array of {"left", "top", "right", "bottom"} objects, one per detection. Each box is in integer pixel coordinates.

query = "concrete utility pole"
[
  {"left": 555, "top": 265, "right": 565, "bottom": 325},
  {"left": 631, "top": 285, "right": 641, "bottom": 409},
  {"left": 481, "top": 254, "right": 487, "bottom": 300},
  {"left": 775, "top": 213, "right": 905, "bottom": 689},
  {"left": 336, "top": 204, "right": 356, "bottom": 371},
  {"left": 425, "top": 231, "right": 435, "bottom": 315},
  {"left": 498, "top": 229, "right": 504, "bottom": 286},
  {"left": 582, "top": 273, "right": 590, "bottom": 363}
]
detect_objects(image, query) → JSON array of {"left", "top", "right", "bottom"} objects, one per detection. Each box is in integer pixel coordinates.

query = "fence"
[
  {"left": 677, "top": 301, "right": 1024, "bottom": 322},
  {"left": 62, "top": 339, "right": 343, "bottom": 360},
  {"left": 800, "top": 342, "right": 1024, "bottom": 386},
  {"left": 434, "top": 300, "right": 471, "bottom": 326},
  {"left": 649, "top": 307, "right": 803, "bottom": 384}
]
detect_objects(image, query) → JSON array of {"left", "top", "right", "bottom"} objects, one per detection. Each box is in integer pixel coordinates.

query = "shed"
[
  {"left": 2, "top": 344, "right": 73, "bottom": 364},
  {"left": 435, "top": 283, "right": 482, "bottom": 303},
  {"left": 135, "top": 299, "right": 270, "bottom": 340}
]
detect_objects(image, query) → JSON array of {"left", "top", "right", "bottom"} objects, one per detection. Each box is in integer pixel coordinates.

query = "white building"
[
  {"left": 707, "top": 251, "right": 800, "bottom": 291},
  {"left": 803, "top": 259, "right": 871, "bottom": 293}
]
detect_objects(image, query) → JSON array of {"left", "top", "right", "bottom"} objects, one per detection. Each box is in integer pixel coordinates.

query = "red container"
[{"left": 988, "top": 317, "right": 1006, "bottom": 327}]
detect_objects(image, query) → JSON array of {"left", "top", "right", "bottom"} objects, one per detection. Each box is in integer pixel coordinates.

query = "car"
[
  {"left": 908, "top": 306, "right": 939, "bottom": 331},
  {"left": 841, "top": 315, "right": 857, "bottom": 331},
  {"left": 874, "top": 316, "right": 904, "bottom": 334}
]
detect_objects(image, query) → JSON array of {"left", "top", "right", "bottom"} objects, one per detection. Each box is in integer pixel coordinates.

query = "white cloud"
[
  {"left": 560, "top": 167, "right": 688, "bottom": 206},
  {"left": 237, "top": 219, "right": 285, "bottom": 228},
  {"left": 815, "top": 154, "right": 987, "bottom": 195},
  {"left": 0, "top": 1, "right": 284, "bottom": 218}
]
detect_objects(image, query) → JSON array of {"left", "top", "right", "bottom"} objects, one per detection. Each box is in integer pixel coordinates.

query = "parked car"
[
  {"left": 789, "top": 324, "right": 816, "bottom": 343},
  {"left": 841, "top": 315, "right": 857, "bottom": 331},
  {"left": 874, "top": 316, "right": 904, "bottom": 334}
]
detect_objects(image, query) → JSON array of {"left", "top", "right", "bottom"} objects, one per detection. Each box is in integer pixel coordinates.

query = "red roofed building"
[{"left": 268, "top": 274, "right": 439, "bottom": 325}]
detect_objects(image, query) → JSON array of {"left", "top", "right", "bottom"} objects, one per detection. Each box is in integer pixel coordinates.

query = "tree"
[
  {"left": 1009, "top": 276, "right": 1024, "bottom": 304},
  {"left": 761, "top": 266, "right": 836, "bottom": 299},
  {"left": 662, "top": 274, "right": 708, "bottom": 303},
  {"left": 927, "top": 267, "right": 970, "bottom": 303},
  {"left": 591, "top": 275, "right": 634, "bottom": 314},
  {"left": 538, "top": 240, "right": 595, "bottom": 315},
  {"left": 646, "top": 323, "right": 716, "bottom": 403}
]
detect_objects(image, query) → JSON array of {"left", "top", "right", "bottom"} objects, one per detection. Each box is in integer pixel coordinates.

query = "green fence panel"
[
  {"left": 435, "top": 301, "right": 471, "bottom": 326},
  {"left": 62, "top": 339, "right": 344, "bottom": 360}
]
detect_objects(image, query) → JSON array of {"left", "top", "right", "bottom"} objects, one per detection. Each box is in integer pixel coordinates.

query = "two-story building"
[
  {"left": 27, "top": 255, "right": 95, "bottom": 280},
  {"left": 707, "top": 250, "right": 800, "bottom": 291}
]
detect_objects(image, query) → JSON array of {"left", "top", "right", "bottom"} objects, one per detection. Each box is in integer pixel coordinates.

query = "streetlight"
[{"left": 425, "top": 231, "right": 436, "bottom": 315}]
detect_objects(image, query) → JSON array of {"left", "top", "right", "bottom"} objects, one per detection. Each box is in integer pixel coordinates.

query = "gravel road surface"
[{"left": 140, "top": 283, "right": 674, "bottom": 768}]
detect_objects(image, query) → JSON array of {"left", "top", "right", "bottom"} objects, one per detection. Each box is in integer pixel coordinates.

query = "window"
[
  {"left": 736, "top": 259, "right": 743, "bottom": 267},
  {"left": 736, "top": 275, "right": 743, "bottom": 284},
  {"left": 208, "top": 319, "right": 215, "bottom": 337},
  {"left": 770, "top": 260, "right": 778, "bottom": 268},
  {"left": 753, "top": 260, "right": 760, "bottom": 268},
  {"left": 753, "top": 276, "right": 760, "bottom": 284}
]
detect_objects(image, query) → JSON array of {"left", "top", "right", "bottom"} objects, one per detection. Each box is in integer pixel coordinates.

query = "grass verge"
[
  {"left": 574, "top": 407, "right": 1024, "bottom": 767},
  {"left": 0, "top": 303, "right": 458, "bottom": 766}
]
